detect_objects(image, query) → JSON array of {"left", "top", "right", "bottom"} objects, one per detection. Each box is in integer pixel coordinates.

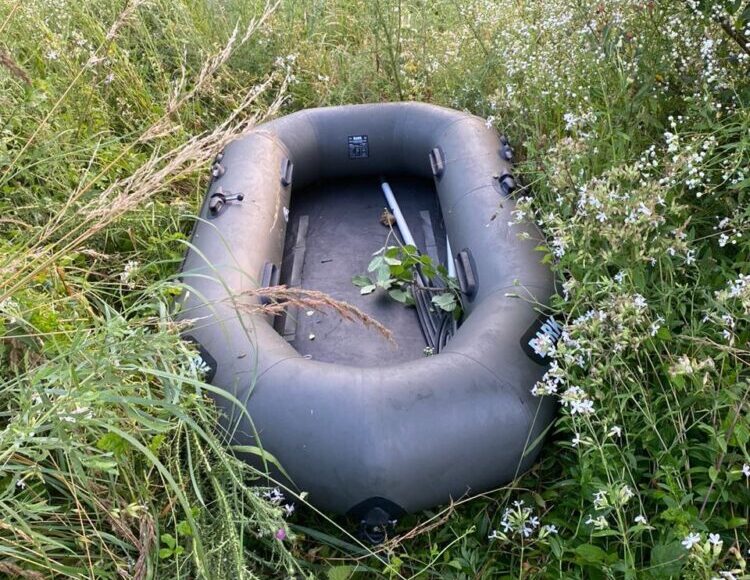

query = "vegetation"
[
  {"left": 353, "top": 243, "right": 462, "bottom": 317},
  {"left": 1, "top": 0, "right": 749, "bottom": 578}
]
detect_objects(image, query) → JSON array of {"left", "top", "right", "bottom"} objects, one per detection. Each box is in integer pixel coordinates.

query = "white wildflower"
[
  {"left": 650, "top": 316, "right": 664, "bottom": 336},
  {"left": 263, "top": 488, "right": 284, "bottom": 505},
  {"left": 119, "top": 260, "right": 139, "bottom": 289},
  {"left": 608, "top": 425, "right": 622, "bottom": 438},
  {"left": 585, "top": 515, "right": 609, "bottom": 530},
  {"left": 619, "top": 485, "right": 635, "bottom": 504},
  {"left": 570, "top": 398, "right": 595, "bottom": 415},
  {"left": 682, "top": 532, "right": 701, "bottom": 550},
  {"left": 529, "top": 332, "right": 555, "bottom": 358}
]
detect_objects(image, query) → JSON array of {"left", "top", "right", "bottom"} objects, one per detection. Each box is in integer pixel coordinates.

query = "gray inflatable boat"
[{"left": 178, "top": 102, "right": 557, "bottom": 535}]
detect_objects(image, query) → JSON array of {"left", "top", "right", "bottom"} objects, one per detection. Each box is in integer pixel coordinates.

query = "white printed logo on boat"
[{"left": 521, "top": 315, "right": 562, "bottom": 365}]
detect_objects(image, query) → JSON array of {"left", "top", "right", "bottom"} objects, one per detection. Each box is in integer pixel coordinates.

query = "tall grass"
[
  {"left": 0, "top": 0, "right": 307, "bottom": 577},
  {"left": 2, "top": 0, "right": 750, "bottom": 578}
]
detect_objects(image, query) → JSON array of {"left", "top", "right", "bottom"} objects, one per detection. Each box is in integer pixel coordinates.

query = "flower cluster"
[
  {"left": 488, "top": 500, "right": 558, "bottom": 543},
  {"left": 119, "top": 260, "right": 139, "bottom": 290},
  {"left": 258, "top": 487, "right": 296, "bottom": 541}
]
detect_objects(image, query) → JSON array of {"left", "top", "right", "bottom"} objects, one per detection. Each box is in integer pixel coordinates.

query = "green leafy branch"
[{"left": 352, "top": 244, "right": 463, "bottom": 318}]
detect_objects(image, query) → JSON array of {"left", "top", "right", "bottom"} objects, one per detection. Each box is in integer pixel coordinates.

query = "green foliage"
[
  {"left": 0, "top": 0, "right": 300, "bottom": 577},
  {"left": 353, "top": 244, "right": 462, "bottom": 317}
]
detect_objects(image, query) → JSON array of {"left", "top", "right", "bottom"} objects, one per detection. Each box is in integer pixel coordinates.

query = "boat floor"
[{"left": 277, "top": 176, "right": 447, "bottom": 366}]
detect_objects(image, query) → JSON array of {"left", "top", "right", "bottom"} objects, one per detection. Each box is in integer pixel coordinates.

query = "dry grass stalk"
[
  {"left": 133, "top": 511, "right": 156, "bottom": 580},
  {"left": 0, "top": 7, "right": 285, "bottom": 303},
  {"left": 0, "top": 560, "right": 45, "bottom": 580},
  {"left": 236, "top": 285, "right": 395, "bottom": 344},
  {"left": 0, "top": 48, "right": 29, "bottom": 84},
  {"left": 0, "top": 0, "right": 279, "bottom": 263},
  {"left": 104, "top": 0, "right": 148, "bottom": 42},
  {"left": 165, "top": 1, "right": 279, "bottom": 116}
]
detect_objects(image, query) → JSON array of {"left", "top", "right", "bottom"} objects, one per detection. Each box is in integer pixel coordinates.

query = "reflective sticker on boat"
[{"left": 348, "top": 135, "right": 369, "bottom": 159}]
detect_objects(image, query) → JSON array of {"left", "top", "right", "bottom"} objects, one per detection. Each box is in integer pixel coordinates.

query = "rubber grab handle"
[
  {"left": 260, "top": 262, "right": 281, "bottom": 305},
  {"left": 281, "top": 157, "right": 294, "bottom": 187},
  {"left": 454, "top": 249, "right": 477, "bottom": 298},
  {"left": 428, "top": 147, "right": 445, "bottom": 179}
]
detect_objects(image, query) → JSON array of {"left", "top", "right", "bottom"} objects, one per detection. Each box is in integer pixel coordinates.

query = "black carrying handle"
[
  {"left": 496, "top": 172, "right": 516, "bottom": 196},
  {"left": 454, "top": 249, "right": 477, "bottom": 298},
  {"left": 428, "top": 147, "right": 445, "bottom": 179},
  {"left": 280, "top": 157, "right": 294, "bottom": 187}
]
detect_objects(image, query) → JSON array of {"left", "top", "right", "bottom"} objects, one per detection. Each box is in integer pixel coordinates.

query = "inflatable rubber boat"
[{"left": 178, "top": 102, "right": 557, "bottom": 536}]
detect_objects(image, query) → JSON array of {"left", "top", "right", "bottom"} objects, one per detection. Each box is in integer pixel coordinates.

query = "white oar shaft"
[{"left": 380, "top": 180, "right": 417, "bottom": 248}]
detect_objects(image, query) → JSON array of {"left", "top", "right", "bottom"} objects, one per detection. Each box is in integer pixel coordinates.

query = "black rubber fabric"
[{"left": 178, "top": 102, "right": 556, "bottom": 516}]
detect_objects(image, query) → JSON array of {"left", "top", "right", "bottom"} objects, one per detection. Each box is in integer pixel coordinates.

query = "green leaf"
[
  {"left": 80, "top": 456, "right": 118, "bottom": 474},
  {"left": 375, "top": 265, "right": 392, "bottom": 287},
  {"left": 575, "top": 543, "right": 607, "bottom": 564},
  {"left": 327, "top": 566, "right": 357, "bottom": 580},
  {"left": 177, "top": 520, "right": 193, "bottom": 537},
  {"left": 656, "top": 326, "right": 672, "bottom": 340},
  {"left": 388, "top": 288, "right": 409, "bottom": 303},
  {"left": 161, "top": 533, "right": 176, "bottom": 549},
  {"left": 158, "top": 548, "right": 173, "bottom": 559},
  {"left": 432, "top": 293, "right": 457, "bottom": 312},
  {"left": 351, "top": 275, "right": 372, "bottom": 287},
  {"left": 96, "top": 432, "right": 130, "bottom": 456},
  {"left": 649, "top": 542, "right": 685, "bottom": 577},
  {"left": 148, "top": 433, "right": 166, "bottom": 455},
  {"left": 384, "top": 255, "right": 401, "bottom": 266},
  {"left": 367, "top": 255, "right": 384, "bottom": 273},
  {"left": 360, "top": 285, "right": 376, "bottom": 295}
]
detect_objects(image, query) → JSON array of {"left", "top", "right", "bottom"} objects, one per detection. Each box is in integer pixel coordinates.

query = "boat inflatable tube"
[{"left": 179, "top": 102, "right": 557, "bottom": 523}]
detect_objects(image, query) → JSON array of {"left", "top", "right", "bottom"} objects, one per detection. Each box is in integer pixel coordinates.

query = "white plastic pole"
[
  {"left": 380, "top": 180, "right": 417, "bottom": 248},
  {"left": 446, "top": 236, "right": 456, "bottom": 278}
]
